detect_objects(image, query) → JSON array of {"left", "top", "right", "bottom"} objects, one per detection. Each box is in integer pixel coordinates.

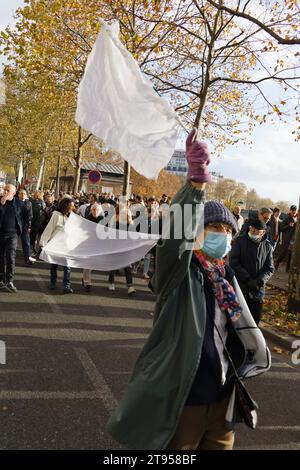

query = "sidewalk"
[
  {"left": 268, "top": 268, "right": 289, "bottom": 292},
  {"left": 263, "top": 267, "right": 298, "bottom": 351}
]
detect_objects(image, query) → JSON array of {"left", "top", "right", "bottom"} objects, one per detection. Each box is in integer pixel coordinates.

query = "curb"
[
  {"left": 260, "top": 321, "right": 298, "bottom": 352},
  {"left": 267, "top": 280, "right": 288, "bottom": 293}
]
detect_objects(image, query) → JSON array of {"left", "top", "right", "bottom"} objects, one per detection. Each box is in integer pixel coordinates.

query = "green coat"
[{"left": 107, "top": 182, "right": 271, "bottom": 450}]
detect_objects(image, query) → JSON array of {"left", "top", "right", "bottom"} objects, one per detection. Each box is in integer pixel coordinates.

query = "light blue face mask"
[{"left": 202, "top": 231, "right": 232, "bottom": 259}]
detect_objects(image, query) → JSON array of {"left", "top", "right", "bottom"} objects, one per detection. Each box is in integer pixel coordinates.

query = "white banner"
[{"left": 40, "top": 212, "right": 159, "bottom": 271}]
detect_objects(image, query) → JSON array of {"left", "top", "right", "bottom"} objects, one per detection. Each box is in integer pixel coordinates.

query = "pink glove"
[{"left": 186, "top": 128, "right": 212, "bottom": 183}]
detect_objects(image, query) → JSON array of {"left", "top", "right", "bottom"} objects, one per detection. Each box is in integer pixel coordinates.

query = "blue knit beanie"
[{"left": 204, "top": 201, "right": 238, "bottom": 234}]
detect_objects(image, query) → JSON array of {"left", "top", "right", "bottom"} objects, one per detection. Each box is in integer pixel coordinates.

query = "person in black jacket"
[
  {"left": 267, "top": 207, "right": 281, "bottom": 249},
  {"left": 239, "top": 207, "right": 272, "bottom": 243},
  {"left": 82, "top": 203, "right": 104, "bottom": 292},
  {"left": 275, "top": 205, "right": 297, "bottom": 271},
  {"left": 30, "top": 190, "right": 45, "bottom": 253},
  {"left": 39, "top": 193, "right": 57, "bottom": 234},
  {"left": 229, "top": 218, "right": 274, "bottom": 325},
  {"left": 18, "top": 189, "right": 34, "bottom": 265},
  {"left": 0, "top": 184, "right": 29, "bottom": 292}
]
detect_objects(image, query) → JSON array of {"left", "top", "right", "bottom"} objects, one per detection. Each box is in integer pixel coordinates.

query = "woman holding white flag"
[{"left": 107, "top": 129, "right": 271, "bottom": 450}]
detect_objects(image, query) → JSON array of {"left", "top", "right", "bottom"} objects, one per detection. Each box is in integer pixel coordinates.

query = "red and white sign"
[{"left": 88, "top": 170, "right": 102, "bottom": 184}]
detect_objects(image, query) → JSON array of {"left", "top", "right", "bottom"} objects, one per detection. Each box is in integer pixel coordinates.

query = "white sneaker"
[
  {"left": 108, "top": 283, "right": 115, "bottom": 291},
  {"left": 143, "top": 273, "right": 150, "bottom": 279},
  {"left": 128, "top": 286, "right": 136, "bottom": 294}
]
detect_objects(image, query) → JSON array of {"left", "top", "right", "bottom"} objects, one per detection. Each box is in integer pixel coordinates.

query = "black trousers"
[
  {"left": 30, "top": 227, "right": 40, "bottom": 252},
  {"left": 0, "top": 233, "right": 18, "bottom": 284},
  {"left": 108, "top": 267, "right": 133, "bottom": 286},
  {"left": 21, "top": 230, "right": 31, "bottom": 261},
  {"left": 246, "top": 298, "right": 263, "bottom": 325}
]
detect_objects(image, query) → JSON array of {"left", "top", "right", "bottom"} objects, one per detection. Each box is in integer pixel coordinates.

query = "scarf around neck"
[{"left": 194, "top": 250, "right": 242, "bottom": 322}]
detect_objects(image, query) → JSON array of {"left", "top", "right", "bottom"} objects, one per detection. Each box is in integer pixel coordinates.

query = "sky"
[
  {"left": 0, "top": 0, "right": 299, "bottom": 206},
  {"left": 0, "top": 0, "right": 23, "bottom": 31}
]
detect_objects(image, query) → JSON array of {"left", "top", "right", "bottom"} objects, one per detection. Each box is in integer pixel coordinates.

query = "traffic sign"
[{"left": 88, "top": 170, "right": 101, "bottom": 184}]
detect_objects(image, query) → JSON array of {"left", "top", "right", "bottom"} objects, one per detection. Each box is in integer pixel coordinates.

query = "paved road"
[{"left": 0, "top": 257, "right": 299, "bottom": 450}]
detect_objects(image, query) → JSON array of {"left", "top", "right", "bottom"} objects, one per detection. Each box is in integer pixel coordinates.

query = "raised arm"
[{"left": 151, "top": 128, "right": 211, "bottom": 300}]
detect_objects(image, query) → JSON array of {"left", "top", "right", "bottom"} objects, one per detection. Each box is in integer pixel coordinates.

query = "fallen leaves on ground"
[{"left": 263, "top": 290, "right": 300, "bottom": 336}]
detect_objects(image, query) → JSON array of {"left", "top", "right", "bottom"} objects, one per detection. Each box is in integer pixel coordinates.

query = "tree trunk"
[
  {"left": 41, "top": 159, "right": 46, "bottom": 191},
  {"left": 55, "top": 131, "right": 64, "bottom": 199},
  {"left": 36, "top": 154, "right": 45, "bottom": 190},
  {"left": 193, "top": 31, "right": 215, "bottom": 129},
  {"left": 23, "top": 157, "right": 28, "bottom": 184},
  {"left": 194, "top": 93, "right": 208, "bottom": 129},
  {"left": 288, "top": 196, "right": 300, "bottom": 313},
  {"left": 73, "top": 126, "right": 82, "bottom": 194},
  {"left": 122, "top": 161, "right": 131, "bottom": 198},
  {"left": 37, "top": 141, "right": 50, "bottom": 190},
  {"left": 55, "top": 152, "right": 62, "bottom": 200},
  {"left": 14, "top": 161, "right": 18, "bottom": 182}
]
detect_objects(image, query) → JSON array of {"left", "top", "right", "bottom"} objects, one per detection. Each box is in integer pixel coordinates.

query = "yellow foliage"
[{"left": 131, "top": 169, "right": 182, "bottom": 198}]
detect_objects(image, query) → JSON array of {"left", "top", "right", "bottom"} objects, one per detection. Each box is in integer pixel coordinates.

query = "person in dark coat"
[
  {"left": 229, "top": 218, "right": 274, "bottom": 325},
  {"left": 108, "top": 203, "right": 136, "bottom": 294},
  {"left": 82, "top": 203, "right": 104, "bottom": 292},
  {"left": 267, "top": 207, "right": 281, "bottom": 249},
  {"left": 240, "top": 207, "right": 272, "bottom": 243},
  {"left": 275, "top": 205, "right": 297, "bottom": 270},
  {"left": 39, "top": 193, "right": 57, "bottom": 234},
  {"left": 30, "top": 190, "right": 45, "bottom": 253},
  {"left": 0, "top": 184, "right": 29, "bottom": 292},
  {"left": 18, "top": 189, "right": 33, "bottom": 265}
]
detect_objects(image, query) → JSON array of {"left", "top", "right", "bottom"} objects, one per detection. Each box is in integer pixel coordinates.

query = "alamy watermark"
[
  {"left": 291, "top": 340, "right": 300, "bottom": 365},
  {"left": 91, "top": 200, "right": 205, "bottom": 248},
  {"left": 0, "top": 340, "right": 6, "bottom": 365}
]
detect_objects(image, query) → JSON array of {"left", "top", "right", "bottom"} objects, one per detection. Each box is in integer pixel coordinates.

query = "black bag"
[{"left": 235, "top": 379, "right": 258, "bottom": 429}]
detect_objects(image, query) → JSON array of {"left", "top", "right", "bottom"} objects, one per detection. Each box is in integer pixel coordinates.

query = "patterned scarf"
[{"left": 194, "top": 250, "right": 242, "bottom": 322}]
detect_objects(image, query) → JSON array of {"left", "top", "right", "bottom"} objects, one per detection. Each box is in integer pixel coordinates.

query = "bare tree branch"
[
  {"left": 210, "top": 73, "right": 300, "bottom": 86},
  {"left": 206, "top": 0, "right": 300, "bottom": 45}
]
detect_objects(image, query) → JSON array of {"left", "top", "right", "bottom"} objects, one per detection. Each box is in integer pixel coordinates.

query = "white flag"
[
  {"left": 18, "top": 160, "right": 23, "bottom": 184},
  {"left": 75, "top": 20, "right": 180, "bottom": 180},
  {"left": 40, "top": 212, "right": 159, "bottom": 271}
]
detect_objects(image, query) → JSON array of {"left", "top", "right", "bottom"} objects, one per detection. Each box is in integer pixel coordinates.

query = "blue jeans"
[{"left": 50, "top": 264, "right": 71, "bottom": 289}]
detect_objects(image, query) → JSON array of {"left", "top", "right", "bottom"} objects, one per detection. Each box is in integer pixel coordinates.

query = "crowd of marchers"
[
  {"left": 0, "top": 128, "right": 298, "bottom": 450},
  {"left": 0, "top": 182, "right": 297, "bottom": 325}
]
